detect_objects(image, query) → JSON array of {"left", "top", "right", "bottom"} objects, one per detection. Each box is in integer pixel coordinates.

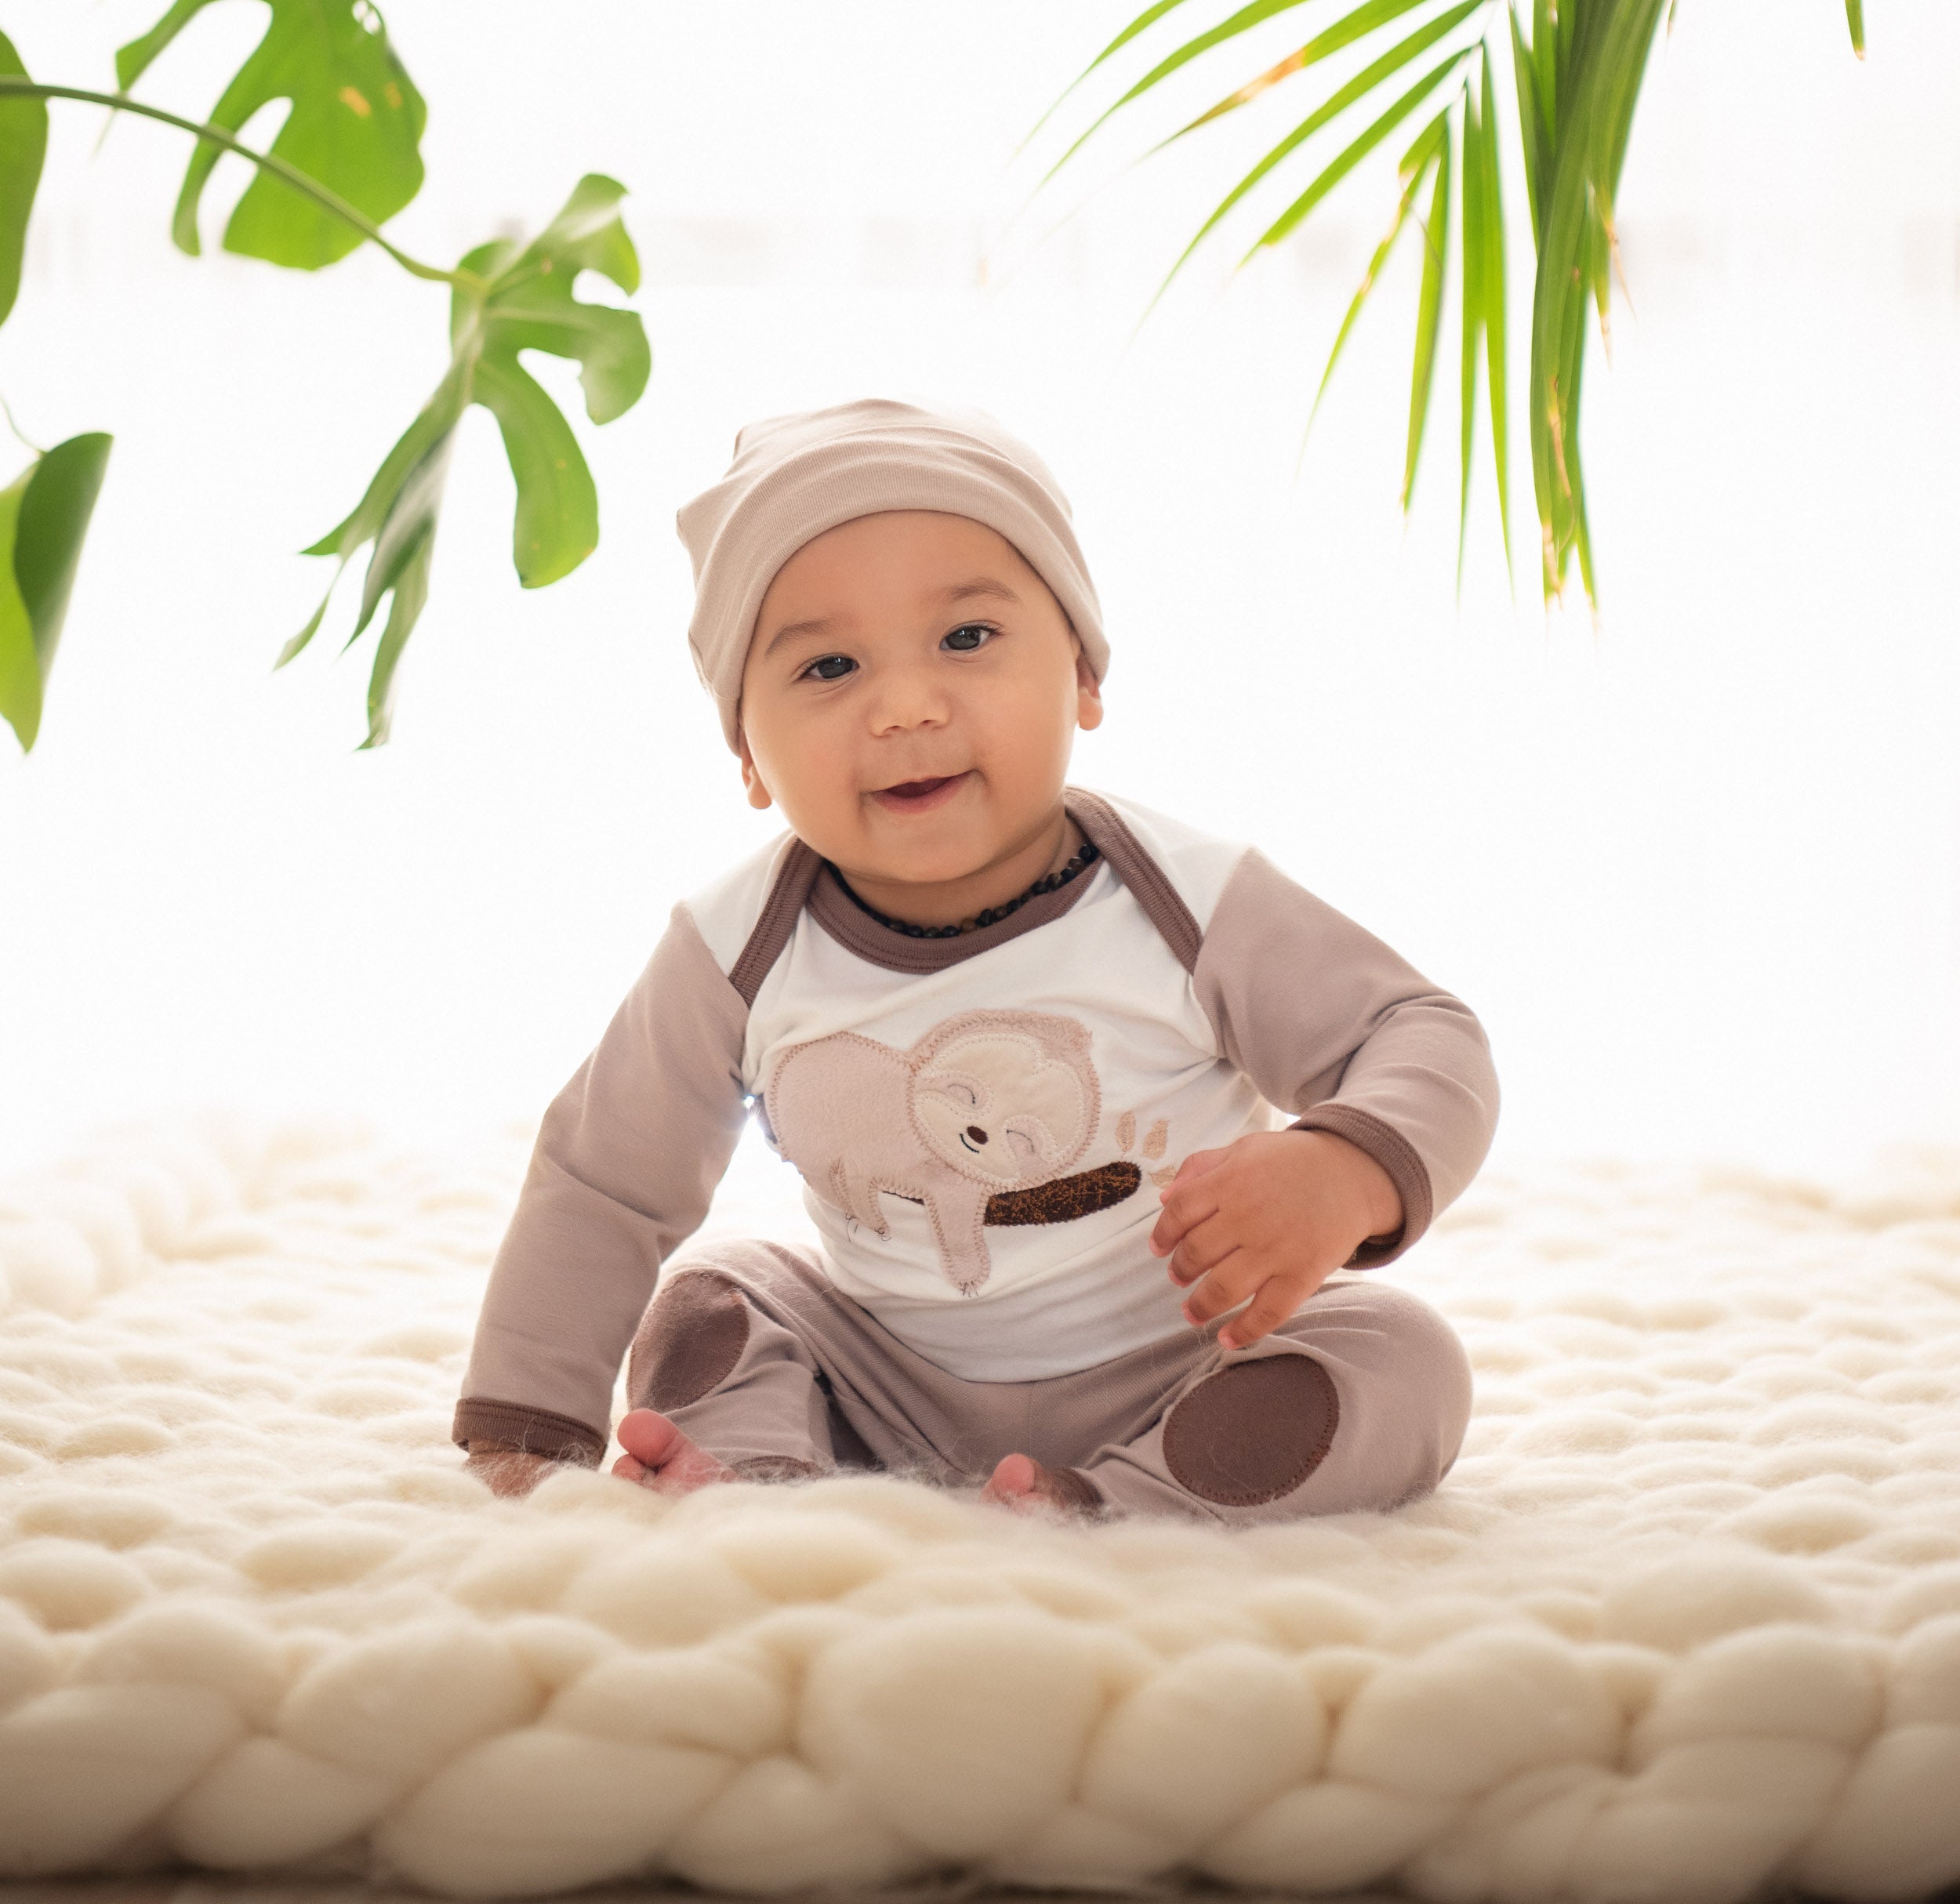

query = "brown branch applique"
[{"left": 981, "top": 1105, "right": 1177, "bottom": 1227}]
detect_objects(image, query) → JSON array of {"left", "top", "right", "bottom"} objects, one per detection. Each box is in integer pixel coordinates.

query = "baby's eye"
[
  {"left": 800, "top": 654, "right": 856, "bottom": 682},
  {"left": 942, "top": 623, "right": 996, "bottom": 654}
]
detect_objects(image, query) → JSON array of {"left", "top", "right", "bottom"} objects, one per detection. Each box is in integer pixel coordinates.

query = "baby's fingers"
[
  {"left": 1149, "top": 1154, "right": 1229, "bottom": 1258},
  {"left": 1218, "top": 1275, "right": 1312, "bottom": 1351},
  {"left": 1179, "top": 1249, "right": 1258, "bottom": 1326}
]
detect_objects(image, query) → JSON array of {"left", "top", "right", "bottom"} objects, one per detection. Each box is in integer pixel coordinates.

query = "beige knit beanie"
[{"left": 676, "top": 397, "right": 1108, "bottom": 750}]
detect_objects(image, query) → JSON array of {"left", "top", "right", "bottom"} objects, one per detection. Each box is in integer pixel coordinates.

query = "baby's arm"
[
  {"left": 1160, "top": 847, "right": 1500, "bottom": 1347},
  {"left": 1150, "top": 1128, "right": 1400, "bottom": 1346},
  {"left": 453, "top": 901, "right": 752, "bottom": 1485}
]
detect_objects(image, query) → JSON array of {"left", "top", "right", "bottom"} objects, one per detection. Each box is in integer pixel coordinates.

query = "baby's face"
[{"left": 738, "top": 510, "right": 1101, "bottom": 891}]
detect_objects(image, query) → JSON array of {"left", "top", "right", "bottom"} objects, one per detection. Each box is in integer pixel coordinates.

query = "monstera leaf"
[
  {"left": 287, "top": 175, "right": 650, "bottom": 748},
  {"left": 116, "top": 0, "right": 426, "bottom": 270},
  {"left": 0, "top": 435, "right": 114, "bottom": 753},
  {"left": 0, "top": 27, "right": 45, "bottom": 328}
]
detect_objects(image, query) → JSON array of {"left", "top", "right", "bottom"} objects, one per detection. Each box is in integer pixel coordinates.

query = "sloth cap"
[{"left": 676, "top": 397, "right": 1108, "bottom": 750}]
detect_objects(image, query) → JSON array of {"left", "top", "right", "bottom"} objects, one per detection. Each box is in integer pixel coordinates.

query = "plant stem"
[
  {"left": 0, "top": 78, "right": 471, "bottom": 288},
  {"left": 0, "top": 393, "right": 47, "bottom": 456}
]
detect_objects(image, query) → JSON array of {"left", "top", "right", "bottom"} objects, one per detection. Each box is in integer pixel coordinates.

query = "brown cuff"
[
  {"left": 452, "top": 1397, "right": 607, "bottom": 1467},
  {"left": 1287, "top": 1104, "right": 1433, "bottom": 1268}
]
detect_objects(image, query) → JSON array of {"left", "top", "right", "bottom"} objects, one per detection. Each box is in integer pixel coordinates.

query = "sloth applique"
[{"left": 765, "top": 1009, "right": 1144, "bottom": 1293}]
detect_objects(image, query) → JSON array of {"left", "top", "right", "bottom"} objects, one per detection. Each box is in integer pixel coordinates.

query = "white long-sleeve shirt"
[{"left": 454, "top": 789, "right": 1499, "bottom": 1463}]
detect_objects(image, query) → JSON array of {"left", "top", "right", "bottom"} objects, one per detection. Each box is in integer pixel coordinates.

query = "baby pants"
[{"left": 626, "top": 1239, "right": 1472, "bottom": 1525}]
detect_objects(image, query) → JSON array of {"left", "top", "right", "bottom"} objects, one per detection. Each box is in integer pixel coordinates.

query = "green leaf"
[
  {"left": 1135, "top": 4, "right": 1475, "bottom": 304},
  {"left": 281, "top": 360, "right": 466, "bottom": 666},
  {"left": 358, "top": 475, "right": 436, "bottom": 750},
  {"left": 1041, "top": 0, "right": 1316, "bottom": 185},
  {"left": 1245, "top": 43, "right": 1470, "bottom": 256},
  {"left": 1526, "top": 0, "right": 1667, "bottom": 601},
  {"left": 301, "top": 363, "right": 467, "bottom": 566},
  {"left": 1305, "top": 112, "right": 1446, "bottom": 434},
  {"left": 350, "top": 424, "right": 452, "bottom": 641},
  {"left": 1477, "top": 41, "right": 1512, "bottom": 582},
  {"left": 0, "top": 470, "right": 33, "bottom": 749},
  {"left": 293, "top": 176, "right": 648, "bottom": 744},
  {"left": 1508, "top": 3, "right": 1548, "bottom": 248},
  {"left": 1403, "top": 113, "right": 1452, "bottom": 510},
  {"left": 118, "top": 0, "right": 426, "bottom": 270},
  {"left": 471, "top": 172, "right": 649, "bottom": 427},
  {"left": 1154, "top": 0, "right": 1437, "bottom": 152},
  {"left": 471, "top": 355, "right": 596, "bottom": 589},
  {"left": 1846, "top": 0, "right": 1865, "bottom": 56},
  {"left": 1458, "top": 78, "right": 1483, "bottom": 587},
  {"left": 1533, "top": 0, "right": 1557, "bottom": 143},
  {"left": 1024, "top": 0, "right": 1197, "bottom": 150},
  {"left": 0, "top": 28, "right": 46, "bottom": 329},
  {"left": 1149, "top": 0, "right": 1481, "bottom": 301},
  {"left": 0, "top": 433, "right": 113, "bottom": 753},
  {"left": 463, "top": 172, "right": 648, "bottom": 582}
]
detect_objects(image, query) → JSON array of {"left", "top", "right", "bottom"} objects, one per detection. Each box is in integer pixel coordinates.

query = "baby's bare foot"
[
  {"left": 612, "top": 1409, "right": 738, "bottom": 1495},
  {"left": 981, "top": 1452, "right": 1105, "bottom": 1518}
]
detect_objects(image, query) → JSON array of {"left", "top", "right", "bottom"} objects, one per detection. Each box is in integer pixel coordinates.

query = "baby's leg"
[
  {"left": 624, "top": 1239, "right": 843, "bottom": 1484},
  {"left": 1071, "top": 1274, "right": 1472, "bottom": 1524}
]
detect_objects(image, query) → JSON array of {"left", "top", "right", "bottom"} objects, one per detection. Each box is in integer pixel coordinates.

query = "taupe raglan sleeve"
[
  {"left": 452, "top": 901, "right": 750, "bottom": 1463},
  {"left": 1192, "top": 847, "right": 1498, "bottom": 1268}
]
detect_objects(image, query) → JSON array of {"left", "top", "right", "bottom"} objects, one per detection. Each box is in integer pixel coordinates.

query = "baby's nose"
[{"left": 965, "top": 1125, "right": 989, "bottom": 1145}]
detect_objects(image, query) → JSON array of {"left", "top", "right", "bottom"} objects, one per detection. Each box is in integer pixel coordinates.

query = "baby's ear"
[
  {"left": 1075, "top": 651, "right": 1104, "bottom": 732},
  {"left": 737, "top": 726, "right": 775, "bottom": 811}
]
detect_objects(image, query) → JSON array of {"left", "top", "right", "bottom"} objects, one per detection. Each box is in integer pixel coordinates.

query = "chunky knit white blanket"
[{"left": 1, "top": 1116, "right": 1957, "bottom": 1900}]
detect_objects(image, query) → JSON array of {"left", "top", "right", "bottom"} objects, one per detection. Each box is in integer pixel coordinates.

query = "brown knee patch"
[
  {"left": 632, "top": 1271, "right": 750, "bottom": 1412},
  {"left": 1162, "top": 1355, "right": 1339, "bottom": 1507}
]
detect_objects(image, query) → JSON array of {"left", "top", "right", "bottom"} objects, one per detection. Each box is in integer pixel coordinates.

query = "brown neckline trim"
[
  {"left": 1066, "top": 789, "right": 1203, "bottom": 974},
  {"left": 728, "top": 838, "right": 825, "bottom": 1006},
  {"left": 807, "top": 847, "right": 1100, "bottom": 973},
  {"left": 731, "top": 788, "right": 1203, "bottom": 988}
]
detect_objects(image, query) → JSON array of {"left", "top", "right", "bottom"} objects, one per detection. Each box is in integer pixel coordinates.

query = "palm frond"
[
  {"left": 1039, "top": 0, "right": 1318, "bottom": 188},
  {"left": 1475, "top": 41, "right": 1512, "bottom": 582},
  {"left": 1033, "top": 0, "right": 1707, "bottom": 613},
  {"left": 1508, "top": 3, "right": 1548, "bottom": 246},
  {"left": 1246, "top": 49, "right": 1468, "bottom": 257},
  {"left": 1403, "top": 115, "right": 1452, "bottom": 508},
  {"left": 1153, "top": 0, "right": 1435, "bottom": 151},
  {"left": 1457, "top": 73, "right": 1485, "bottom": 588},
  {"left": 1022, "top": 0, "right": 1198, "bottom": 152},
  {"left": 1305, "top": 111, "right": 1448, "bottom": 437},
  {"left": 1142, "top": 1, "right": 1481, "bottom": 310},
  {"left": 1527, "top": 0, "right": 1668, "bottom": 600}
]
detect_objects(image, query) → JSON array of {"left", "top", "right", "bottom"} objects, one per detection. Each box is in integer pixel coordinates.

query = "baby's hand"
[
  {"left": 1148, "top": 1130, "right": 1402, "bottom": 1349},
  {"left": 463, "top": 1440, "right": 561, "bottom": 1500}
]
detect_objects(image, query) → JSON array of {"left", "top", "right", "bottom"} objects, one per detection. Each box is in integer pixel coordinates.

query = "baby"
[{"left": 456, "top": 399, "right": 1498, "bottom": 1521}]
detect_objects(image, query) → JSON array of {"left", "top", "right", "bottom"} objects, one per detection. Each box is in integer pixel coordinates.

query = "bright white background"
[{"left": 3, "top": 2, "right": 1958, "bottom": 1179}]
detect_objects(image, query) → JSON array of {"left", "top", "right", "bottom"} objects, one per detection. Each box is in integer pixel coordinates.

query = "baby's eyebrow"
[
  {"left": 936, "top": 578, "right": 1020, "bottom": 607},
  {"left": 761, "top": 614, "right": 840, "bottom": 658},
  {"left": 761, "top": 578, "right": 1021, "bottom": 659}
]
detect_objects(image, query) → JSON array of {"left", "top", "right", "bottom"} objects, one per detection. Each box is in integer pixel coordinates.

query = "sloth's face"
[{"left": 913, "top": 1030, "right": 1092, "bottom": 1185}]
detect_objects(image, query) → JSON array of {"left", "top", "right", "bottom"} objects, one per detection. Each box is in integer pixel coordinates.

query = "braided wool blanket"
[{"left": 1, "top": 1115, "right": 1957, "bottom": 1900}]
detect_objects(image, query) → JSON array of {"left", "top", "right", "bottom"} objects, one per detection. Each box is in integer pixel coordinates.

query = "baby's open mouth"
[{"left": 869, "top": 772, "right": 970, "bottom": 813}]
